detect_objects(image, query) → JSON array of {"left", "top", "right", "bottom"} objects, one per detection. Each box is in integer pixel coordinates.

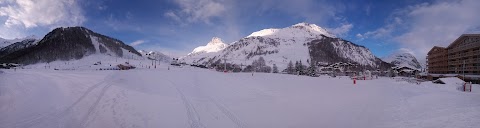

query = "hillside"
[
  {"left": 0, "top": 27, "right": 141, "bottom": 64},
  {"left": 183, "top": 22, "right": 392, "bottom": 71}
]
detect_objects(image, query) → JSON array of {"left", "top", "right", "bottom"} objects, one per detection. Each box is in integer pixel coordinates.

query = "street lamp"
[
  {"left": 128, "top": 50, "right": 131, "bottom": 64},
  {"left": 463, "top": 60, "right": 466, "bottom": 81}
]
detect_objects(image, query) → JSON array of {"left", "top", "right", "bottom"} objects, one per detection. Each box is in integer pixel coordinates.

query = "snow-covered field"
[{"left": 1, "top": 66, "right": 480, "bottom": 128}]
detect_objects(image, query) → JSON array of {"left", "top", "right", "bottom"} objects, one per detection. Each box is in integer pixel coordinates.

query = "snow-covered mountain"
[
  {"left": 247, "top": 22, "right": 336, "bottom": 38},
  {"left": 183, "top": 22, "right": 392, "bottom": 71},
  {"left": 187, "top": 37, "right": 228, "bottom": 56},
  {"left": 138, "top": 50, "right": 171, "bottom": 63},
  {"left": 0, "top": 27, "right": 141, "bottom": 64},
  {"left": 0, "top": 35, "right": 38, "bottom": 49},
  {"left": 181, "top": 37, "right": 229, "bottom": 64},
  {"left": 0, "top": 38, "right": 39, "bottom": 59},
  {"left": 382, "top": 52, "right": 422, "bottom": 70}
]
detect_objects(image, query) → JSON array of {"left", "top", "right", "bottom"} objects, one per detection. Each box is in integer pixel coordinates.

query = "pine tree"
[
  {"left": 258, "top": 57, "right": 266, "bottom": 66},
  {"left": 272, "top": 64, "right": 279, "bottom": 73},
  {"left": 287, "top": 61, "right": 294, "bottom": 74},
  {"left": 252, "top": 60, "right": 258, "bottom": 72},
  {"left": 307, "top": 60, "right": 317, "bottom": 76},
  {"left": 298, "top": 60, "right": 305, "bottom": 75},
  {"left": 295, "top": 61, "right": 300, "bottom": 73}
]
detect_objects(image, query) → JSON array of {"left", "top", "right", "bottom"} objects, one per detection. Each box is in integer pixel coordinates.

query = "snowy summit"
[
  {"left": 383, "top": 52, "right": 422, "bottom": 69},
  {"left": 188, "top": 37, "right": 229, "bottom": 56},
  {"left": 184, "top": 22, "right": 389, "bottom": 71},
  {"left": 138, "top": 50, "right": 171, "bottom": 63},
  {"left": 247, "top": 22, "right": 336, "bottom": 38},
  {"left": 0, "top": 35, "right": 38, "bottom": 49}
]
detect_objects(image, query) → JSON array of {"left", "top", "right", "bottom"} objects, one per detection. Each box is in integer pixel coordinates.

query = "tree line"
[{"left": 210, "top": 56, "right": 318, "bottom": 76}]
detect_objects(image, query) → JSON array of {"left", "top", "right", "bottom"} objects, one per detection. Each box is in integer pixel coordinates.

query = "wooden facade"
[
  {"left": 427, "top": 46, "right": 448, "bottom": 74},
  {"left": 427, "top": 34, "right": 480, "bottom": 75}
]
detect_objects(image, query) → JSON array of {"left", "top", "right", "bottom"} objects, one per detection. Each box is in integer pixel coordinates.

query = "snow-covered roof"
[
  {"left": 419, "top": 72, "right": 428, "bottom": 76},
  {"left": 434, "top": 77, "right": 464, "bottom": 85},
  {"left": 427, "top": 74, "right": 480, "bottom": 78},
  {"left": 428, "top": 74, "right": 459, "bottom": 77}
]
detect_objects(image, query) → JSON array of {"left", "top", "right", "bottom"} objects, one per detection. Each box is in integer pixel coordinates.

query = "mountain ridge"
[
  {"left": 382, "top": 52, "right": 422, "bottom": 70},
  {"left": 0, "top": 26, "right": 141, "bottom": 64},
  {"left": 182, "top": 22, "right": 392, "bottom": 71}
]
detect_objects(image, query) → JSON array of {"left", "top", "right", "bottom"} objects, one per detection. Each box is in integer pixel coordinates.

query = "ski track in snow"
[
  {"left": 174, "top": 86, "right": 206, "bottom": 128},
  {"left": 210, "top": 98, "right": 248, "bottom": 128},
  {"left": 1, "top": 71, "right": 115, "bottom": 128},
  {"left": 167, "top": 78, "right": 248, "bottom": 128},
  {"left": 0, "top": 72, "right": 64, "bottom": 128},
  {"left": 79, "top": 82, "right": 114, "bottom": 127},
  {"left": 163, "top": 69, "right": 249, "bottom": 128},
  {"left": 1, "top": 67, "right": 480, "bottom": 128},
  {"left": 166, "top": 78, "right": 206, "bottom": 128}
]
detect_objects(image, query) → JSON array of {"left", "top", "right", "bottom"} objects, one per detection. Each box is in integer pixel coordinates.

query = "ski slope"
[{"left": 1, "top": 66, "right": 479, "bottom": 128}]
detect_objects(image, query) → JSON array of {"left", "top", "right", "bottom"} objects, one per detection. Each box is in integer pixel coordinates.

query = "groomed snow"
[{"left": 1, "top": 65, "right": 480, "bottom": 128}]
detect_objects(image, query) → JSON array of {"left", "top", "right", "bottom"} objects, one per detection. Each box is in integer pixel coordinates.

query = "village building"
[{"left": 426, "top": 34, "right": 480, "bottom": 83}]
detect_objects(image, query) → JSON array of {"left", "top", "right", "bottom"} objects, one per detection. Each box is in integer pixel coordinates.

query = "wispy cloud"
[
  {"left": 392, "top": 0, "right": 480, "bottom": 63},
  {"left": 328, "top": 23, "right": 353, "bottom": 37},
  {"left": 365, "top": 4, "right": 371, "bottom": 16},
  {"left": 165, "top": 0, "right": 226, "bottom": 24},
  {"left": 256, "top": 0, "right": 343, "bottom": 24},
  {"left": 104, "top": 13, "right": 142, "bottom": 32},
  {"left": 130, "top": 40, "right": 146, "bottom": 46},
  {"left": 0, "top": 0, "right": 84, "bottom": 28},
  {"left": 360, "top": 17, "right": 403, "bottom": 39},
  {"left": 0, "top": 0, "right": 85, "bottom": 39}
]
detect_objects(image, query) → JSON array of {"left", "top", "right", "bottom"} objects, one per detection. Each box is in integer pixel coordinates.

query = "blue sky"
[{"left": 1, "top": 0, "right": 480, "bottom": 63}]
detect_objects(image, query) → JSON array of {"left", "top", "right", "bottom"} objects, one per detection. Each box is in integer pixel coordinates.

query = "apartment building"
[
  {"left": 427, "top": 46, "right": 448, "bottom": 74},
  {"left": 427, "top": 34, "right": 480, "bottom": 75}
]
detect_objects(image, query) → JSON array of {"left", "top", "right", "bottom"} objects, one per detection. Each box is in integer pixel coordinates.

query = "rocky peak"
[
  {"left": 247, "top": 22, "right": 335, "bottom": 38},
  {"left": 383, "top": 52, "right": 422, "bottom": 69},
  {"left": 207, "top": 37, "right": 224, "bottom": 45},
  {"left": 188, "top": 37, "right": 228, "bottom": 56}
]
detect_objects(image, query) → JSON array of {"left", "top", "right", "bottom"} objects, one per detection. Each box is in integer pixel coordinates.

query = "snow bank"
[{"left": 436, "top": 77, "right": 465, "bottom": 85}]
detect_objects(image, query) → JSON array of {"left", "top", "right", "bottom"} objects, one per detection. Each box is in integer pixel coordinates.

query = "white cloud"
[
  {"left": 98, "top": 5, "right": 107, "bottom": 10},
  {"left": 365, "top": 4, "right": 371, "bottom": 16},
  {"left": 393, "top": 0, "right": 480, "bottom": 63},
  {"left": 0, "top": 25, "right": 26, "bottom": 39},
  {"left": 356, "top": 33, "right": 363, "bottom": 38},
  {"left": 165, "top": 11, "right": 182, "bottom": 23},
  {"left": 0, "top": 0, "right": 85, "bottom": 39},
  {"left": 130, "top": 40, "right": 146, "bottom": 46},
  {"left": 166, "top": 0, "right": 226, "bottom": 24},
  {"left": 0, "top": 0, "right": 85, "bottom": 28},
  {"left": 396, "top": 48, "right": 415, "bottom": 55},
  {"left": 364, "top": 26, "right": 394, "bottom": 39},
  {"left": 355, "top": 33, "right": 365, "bottom": 41},
  {"left": 327, "top": 23, "right": 353, "bottom": 37},
  {"left": 361, "top": 16, "right": 403, "bottom": 39},
  {"left": 104, "top": 14, "right": 142, "bottom": 32}
]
